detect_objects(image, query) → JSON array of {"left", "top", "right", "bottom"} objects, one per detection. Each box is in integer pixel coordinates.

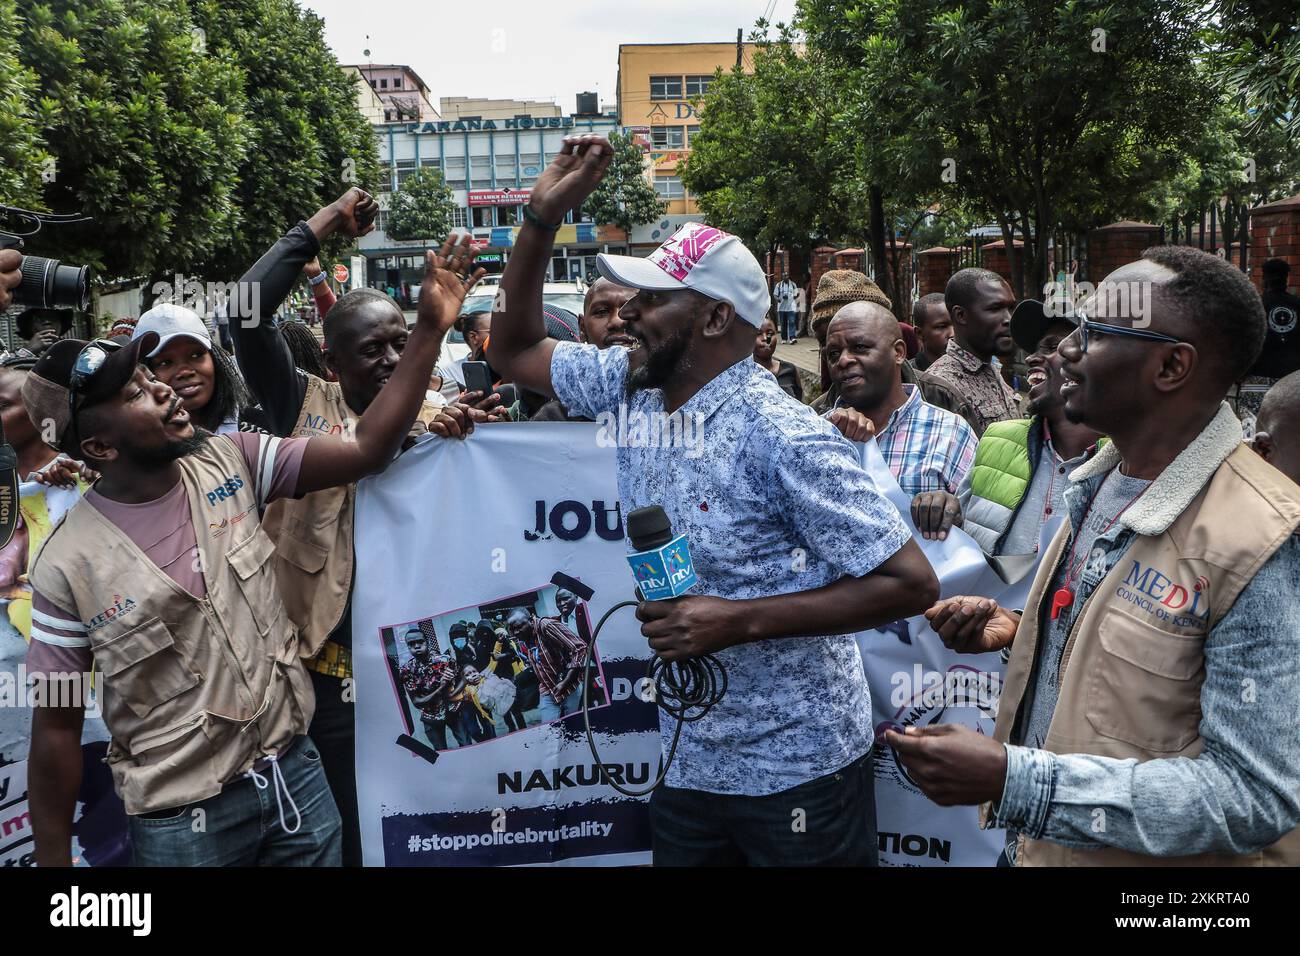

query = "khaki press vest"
[
  {"left": 990, "top": 445, "right": 1300, "bottom": 866},
  {"left": 29, "top": 437, "right": 314, "bottom": 815},
  {"left": 261, "top": 374, "right": 440, "bottom": 656}
]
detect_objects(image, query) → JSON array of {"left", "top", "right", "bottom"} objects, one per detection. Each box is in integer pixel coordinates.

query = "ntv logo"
[{"left": 50, "top": 885, "right": 151, "bottom": 936}]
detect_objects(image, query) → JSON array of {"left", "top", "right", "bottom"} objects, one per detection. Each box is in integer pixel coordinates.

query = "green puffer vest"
[{"left": 962, "top": 419, "right": 1037, "bottom": 554}]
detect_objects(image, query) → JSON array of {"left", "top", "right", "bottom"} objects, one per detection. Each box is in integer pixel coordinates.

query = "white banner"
[
  {"left": 352, "top": 425, "right": 660, "bottom": 866},
  {"left": 855, "top": 441, "right": 1061, "bottom": 867}
]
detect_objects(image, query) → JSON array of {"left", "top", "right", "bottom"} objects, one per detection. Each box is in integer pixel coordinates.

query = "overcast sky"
[{"left": 302, "top": 0, "right": 799, "bottom": 113}]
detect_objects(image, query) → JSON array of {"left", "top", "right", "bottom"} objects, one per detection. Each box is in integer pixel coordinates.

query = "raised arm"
[
  {"left": 231, "top": 189, "right": 377, "bottom": 434},
  {"left": 492, "top": 135, "right": 613, "bottom": 394},
  {"left": 293, "top": 235, "right": 484, "bottom": 494}
]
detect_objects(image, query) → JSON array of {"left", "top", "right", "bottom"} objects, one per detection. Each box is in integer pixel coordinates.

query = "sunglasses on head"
[
  {"left": 66, "top": 338, "right": 126, "bottom": 449},
  {"left": 1075, "top": 314, "right": 1183, "bottom": 354}
]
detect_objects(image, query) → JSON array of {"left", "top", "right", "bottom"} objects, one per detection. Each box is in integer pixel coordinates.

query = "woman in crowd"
[
  {"left": 131, "top": 303, "right": 270, "bottom": 435},
  {"left": 753, "top": 316, "right": 803, "bottom": 401}
]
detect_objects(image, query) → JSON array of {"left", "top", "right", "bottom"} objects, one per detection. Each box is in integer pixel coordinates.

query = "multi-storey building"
[{"left": 357, "top": 92, "right": 625, "bottom": 294}]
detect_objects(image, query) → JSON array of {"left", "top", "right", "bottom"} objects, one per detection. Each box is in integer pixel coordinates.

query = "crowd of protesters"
[{"left": 1, "top": 131, "right": 1298, "bottom": 869}]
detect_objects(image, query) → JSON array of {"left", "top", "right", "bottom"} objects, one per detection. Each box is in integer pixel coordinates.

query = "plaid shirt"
[
  {"left": 830, "top": 384, "right": 977, "bottom": 496},
  {"left": 919, "top": 339, "right": 1023, "bottom": 437},
  {"left": 518, "top": 615, "right": 587, "bottom": 701}
]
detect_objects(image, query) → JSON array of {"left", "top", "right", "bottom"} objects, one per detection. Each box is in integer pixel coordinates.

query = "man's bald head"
[{"left": 827, "top": 300, "right": 901, "bottom": 340}]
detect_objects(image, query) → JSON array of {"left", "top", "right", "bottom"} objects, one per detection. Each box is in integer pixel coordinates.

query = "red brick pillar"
[
  {"left": 1249, "top": 194, "right": 1300, "bottom": 293},
  {"left": 808, "top": 245, "right": 842, "bottom": 301},
  {"left": 979, "top": 239, "right": 1023, "bottom": 289},
  {"left": 1086, "top": 221, "right": 1162, "bottom": 284},
  {"left": 917, "top": 247, "right": 956, "bottom": 296}
]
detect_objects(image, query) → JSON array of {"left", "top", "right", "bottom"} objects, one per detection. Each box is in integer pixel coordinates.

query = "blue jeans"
[
  {"left": 533, "top": 683, "right": 586, "bottom": 723},
  {"left": 649, "top": 752, "right": 877, "bottom": 866},
  {"left": 128, "top": 735, "right": 342, "bottom": 867},
  {"left": 779, "top": 310, "right": 797, "bottom": 340}
]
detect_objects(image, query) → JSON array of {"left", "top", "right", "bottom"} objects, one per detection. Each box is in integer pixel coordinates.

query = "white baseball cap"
[
  {"left": 133, "top": 303, "right": 213, "bottom": 357},
  {"left": 595, "top": 222, "right": 771, "bottom": 327}
]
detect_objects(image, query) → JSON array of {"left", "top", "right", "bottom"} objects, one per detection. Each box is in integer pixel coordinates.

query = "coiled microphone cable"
[{"left": 580, "top": 600, "right": 727, "bottom": 797}]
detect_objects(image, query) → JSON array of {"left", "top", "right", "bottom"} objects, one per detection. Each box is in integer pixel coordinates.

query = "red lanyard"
[{"left": 1049, "top": 471, "right": 1151, "bottom": 621}]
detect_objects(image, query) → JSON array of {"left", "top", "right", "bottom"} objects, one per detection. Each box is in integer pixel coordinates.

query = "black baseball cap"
[
  {"left": 1011, "top": 299, "right": 1077, "bottom": 354},
  {"left": 21, "top": 332, "right": 159, "bottom": 453}
]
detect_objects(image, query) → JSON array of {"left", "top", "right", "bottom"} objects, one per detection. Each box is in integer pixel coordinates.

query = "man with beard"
[
  {"left": 919, "top": 268, "right": 1023, "bottom": 436},
  {"left": 891, "top": 247, "right": 1300, "bottom": 866},
  {"left": 490, "top": 134, "right": 938, "bottom": 866},
  {"left": 822, "top": 301, "right": 976, "bottom": 498},
  {"left": 911, "top": 300, "right": 1104, "bottom": 550},
  {"left": 504, "top": 606, "right": 587, "bottom": 721},
  {"left": 22, "top": 237, "right": 480, "bottom": 867}
]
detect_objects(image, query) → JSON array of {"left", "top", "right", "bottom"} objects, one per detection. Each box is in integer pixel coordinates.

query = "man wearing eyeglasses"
[
  {"left": 888, "top": 245, "right": 1300, "bottom": 866},
  {"left": 21, "top": 238, "right": 482, "bottom": 867}
]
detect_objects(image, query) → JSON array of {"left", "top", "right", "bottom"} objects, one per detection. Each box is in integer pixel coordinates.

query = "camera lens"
[{"left": 16, "top": 255, "right": 91, "bottom": 312}]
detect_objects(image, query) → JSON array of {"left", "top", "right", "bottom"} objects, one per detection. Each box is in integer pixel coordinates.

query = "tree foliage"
[
  {"left": 584, "top": 130, "right": 665, "bottom": 236},
  {"left": 386, "top": 166, "right": 456, "bottom": 243},
  {"left": 14, "top": 0, "right": 247, "bottom": 281},
  {"left": 0, "top": 0, "right": 49, "bottom": 211},
  {"left": 7, "top": 0, "right": 378, "bottom": 286},
  {"left": 800, "top": 0, "right": 1221, "bottom": 296}
]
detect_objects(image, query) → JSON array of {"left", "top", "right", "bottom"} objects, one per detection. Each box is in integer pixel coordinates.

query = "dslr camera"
[{"left": 0, "top": 204, "right": 92, "bottom": 312}]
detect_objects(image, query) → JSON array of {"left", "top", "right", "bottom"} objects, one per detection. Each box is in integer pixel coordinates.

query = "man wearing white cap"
[{"left": 492, "top": 135, "right": 938, "bottom": 866}]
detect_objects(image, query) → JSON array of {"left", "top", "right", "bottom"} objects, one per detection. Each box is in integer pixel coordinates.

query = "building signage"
[
  {"left": 406, "top": 116, "right": 576, "bottom": 134},
  {"left": 468, "top": 187, "right": 532, "bottom": 207}
]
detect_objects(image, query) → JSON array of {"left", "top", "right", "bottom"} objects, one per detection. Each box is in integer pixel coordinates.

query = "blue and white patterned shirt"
[
  {"left": 831, "top": 384, "right": 977, "bottom": 497},
  {"left": 551, "top": 341, "right": 912, "bottom": 795}
]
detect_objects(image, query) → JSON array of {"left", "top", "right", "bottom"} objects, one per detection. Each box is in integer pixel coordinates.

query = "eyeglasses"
[{"left": 1076, "top": 315, "right": 1182, "bottom": 354}]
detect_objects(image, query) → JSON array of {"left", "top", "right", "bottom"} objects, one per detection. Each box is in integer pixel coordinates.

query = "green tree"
[
  {"left": 1210, "top": 0, "right": 1299, "bottom": 142},
  {"left": 0, "top": 0, "right": 48, "bottom": 210},
  {"left": 682, "top": 26, "right": 865, "bottom": 283},
  {"left": 386, "top": 166, "right": 456, "bottom": 243},
  {"left": 190, "top": 0, "right": 381, "bottom": 278},
  {"left": 583, "top": 130, "right": 665, "bottom": 236},
  {"left": 15, "top": 0, "right": 248, "bottom": 283},
  {"left": 801, "top": 0, "right": 1221, "bottom": 296}
]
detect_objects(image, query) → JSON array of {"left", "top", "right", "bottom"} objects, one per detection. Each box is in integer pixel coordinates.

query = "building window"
[
  {"left": 684, "top": 75, "right": 714, "bottom": 97},
  {"left": 383, "top": 110, "right": 391, "bottom": 122},
  {"left": 395, "top": 158, "right": 417, "bottom": 186},
  {"left": 650, "top": 125, "right": 685, "bottom": 149},
  {"left": 380, "top": 78, "right": 388, "bottom": 89},
  {"left": 420, "top": 158, "right": 441, "bottom": 169},
  {"left": 452, "top": 208, "right": 469, "bottom": 229},
  {"left": 376, "top": 210, "right": 389, "bottom": 234},
  {"left": 654, "top": 174, "right": 685, "bottom": 200},
  {"left": 499, "top": 205, "right": 523, "bottom": 226},
  {"left": 394, "top": 77, "right": 403, "bottom": 89},
  {"left": 687, "top": 124, "right": 701, "bottom": 144},
  {"left": 650, "top": 75, "right": 683, "bottom": 100},
  {"left": 369, "top": 79, "right": 377, "bottom": 89},
  {"left": 472, "top": 207, "right": 495, "bottom": 228}
]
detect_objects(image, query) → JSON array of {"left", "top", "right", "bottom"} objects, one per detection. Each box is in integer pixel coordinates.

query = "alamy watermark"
[
  {"left": 594, "top": 404, "right": 705, "bottom": 459},
  {"left": 150, "top": 274, "right": 261, "bottom": 326},
  {"left": 1042, "top": 278, "right": 1154, "bottom": 328}
]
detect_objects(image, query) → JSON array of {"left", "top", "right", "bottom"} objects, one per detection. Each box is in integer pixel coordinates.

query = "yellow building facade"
[{"left": 617, "top": 42, "right": 756, "bottom": 216}]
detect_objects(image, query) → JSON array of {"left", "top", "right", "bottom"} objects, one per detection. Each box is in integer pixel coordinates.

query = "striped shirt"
[
  {"left": 832, "top": 384, "right": 977, "bottom": 497},
  {"left": 27, "top": 432, "right": 307, "bottom": 677}
]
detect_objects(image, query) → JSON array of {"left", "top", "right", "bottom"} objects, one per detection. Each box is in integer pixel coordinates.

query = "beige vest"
[
  {"left": 990, "top": 439, "right": 1300, "bottom": 866},
  {"left": 29, "top": 438, "right": 314, "bottom": 815},
  {"left": 261, "top": 374, "right": 440, "bottom": 656}
]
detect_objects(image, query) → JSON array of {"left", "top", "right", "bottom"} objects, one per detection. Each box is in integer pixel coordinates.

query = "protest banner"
[
  {"left": 352, "top": 425, "right": 660, "bottom": 866},
  {"left": 855, "top": 441, "right": 1062, "bottom": 866}
]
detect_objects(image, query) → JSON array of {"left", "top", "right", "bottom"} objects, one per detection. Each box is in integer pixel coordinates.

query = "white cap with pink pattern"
[{"left": 594, "top": 222, "right": 771, "bottom": 327}]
